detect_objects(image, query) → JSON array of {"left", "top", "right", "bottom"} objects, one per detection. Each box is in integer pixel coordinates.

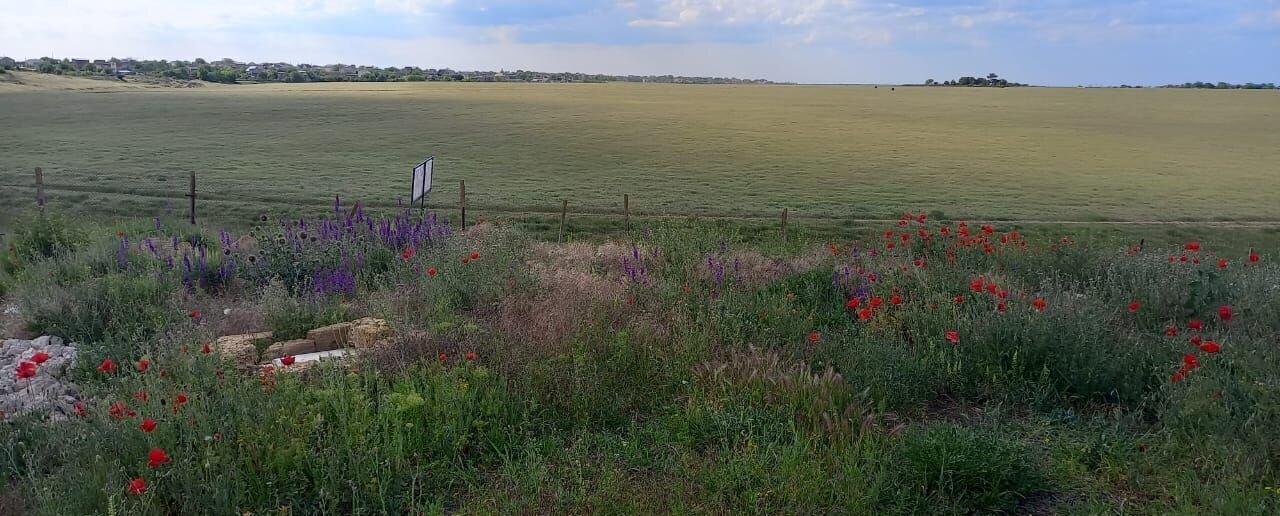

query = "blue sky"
[{"left": 1, "top": 0, "right": 1277, "bottom": 85}]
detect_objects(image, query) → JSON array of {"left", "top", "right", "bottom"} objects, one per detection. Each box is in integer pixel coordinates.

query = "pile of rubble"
[
  {"left": 1, "top": 336, "right": 80, "bottom": 421},
  {"left": 215, "top": 317, "right": 390, "bottom": 371}
]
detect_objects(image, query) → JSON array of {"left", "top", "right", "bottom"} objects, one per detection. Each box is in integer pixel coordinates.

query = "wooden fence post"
[
  {"left": 34, "top": 167, "right": 45, "bottom": 210},
  {"left": 459, "top": 180, "right": 467, "bottom": 230},
  {"left": 624, "top": 194, "right": 630, "bottom": 230},
  {"left": 186, "top": 171, "right": 197, "bottom": 225},
  {"left": 558, "top": 199, "right": 568, "bottom": 243},
  {"left": 781, "top": 208, "right": 788, "bottom": 241}
]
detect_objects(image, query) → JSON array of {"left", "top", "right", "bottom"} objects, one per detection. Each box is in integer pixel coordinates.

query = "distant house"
[
  {"left": 71, "top": 58, "right": 90, "bottom": 68},
  {"left": 0, "top": 57, "right": 14, "bottom": 68}
]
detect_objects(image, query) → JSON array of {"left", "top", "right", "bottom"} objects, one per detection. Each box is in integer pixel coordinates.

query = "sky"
[{"left": 1, "top": 0, "right": 1277, "bottom": 85}]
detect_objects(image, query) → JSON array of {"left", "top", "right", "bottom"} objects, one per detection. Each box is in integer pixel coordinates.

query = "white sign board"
[{"left": 411, "top": 157, "right": 433, "bottom": 203}]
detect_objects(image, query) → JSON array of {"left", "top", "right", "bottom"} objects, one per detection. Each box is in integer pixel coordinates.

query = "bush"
[
  {"left": 261, "top": 281, "right": 349, "bottom": 340},
  {"left": 1, "top": 211, "right": 87, "bottom": 274},
  {"left": 18, "top": 272, "right": 181, "bottom": 348}
]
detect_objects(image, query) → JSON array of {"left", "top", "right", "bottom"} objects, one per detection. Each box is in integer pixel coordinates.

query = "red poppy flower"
[
  {"left": 981, "top": 225, "right": 995, "bottom": 234},
  {"left": 97, "top": 358, "right": 117, "bottom": 374},
  {"left": 133, "top": 391, "right": 148, "bottom": 402},
  {"left": 886, "top": 242, "right": 895, "bottom": 250},
  {"left": 869, "top": 297, "right": 884, "bottom": 308},
  {"left": 1199, "top": 341, "right": 1221, "bottom": 353},
  {"left": 940, "top": 227, "right": 951, "bottom": 236},
  {"left": 1183, "top": 354, "right": 1201, "bottom": 370},
  {"left": 1164, "top": 326, "right": 1178, "bottom": 337},
  {"left": 1184, "top": 241, "right": 1200, "bottom": 252},
  {"left": 857, "top": 308, "right": 873, "bottom": 321},
  {"left": 954, "top": 295, "right": 964, "bottom": 305},
  {"left": 109, "top": 401, "right": 130, "bottom": 420},
  {"left": 1217, "top": 258, "right": 1229, "bottom": 269},
  {"left": 462, "top": 257, "right": 470, "bottom": 264},
  {"left": 139, "top": 418, "right": 157, "bottom": 433},
  {"left": 1217, "top": 305, "right": 1233, "bottom": 321},
  {"left": 917, "top": 213, "right": 928, "bottom": 223},
  {"left": 1171, "top": 369, "right": 1186, "bottom": 383},
  {"left": 401, "top": 247, "right": 415, "bottom": 261},
  {"left": 427, "top": 267, "right": 437, "bottom": 277},
  {"left": 807, "top": 332, "right": 821, "bottom": 344},
  {"left": 438, "top": 352, "right": 447, "bottom": 362},
  {"left": 945, "top": 331, "right": 960, "bottom": 344},
  {"left": 996, "top": 290, "right": 1008, "bottom": 300},
  {"left": 1188, "top": 320, "right": 1203, "bottom": 331},
  {"left": 1248, "top": 250, "right": 1260, "bottom": 263},
  {"left": 15, "top": 361, "right": 37, "bottom": 380},
  {"left": 147, "top": 448, "right": 171, "bottom": 468},
  {"left": 1178, "top": 255, "right": 1188, "bottom": 262},
  {"left": 1128, "top": 301, "right": 1141, "bottom": 313},
  {"left": 281, "top": 356, "right": 296, "bottom": 366},
  {"left": 996, "top": 302, "right": 1007, "bottom": 313},
  {"left": 890, "top": 295, "right": 903, "bottom": 306},
  {"left": 985, "top": 284, "right": 997, "bottom": 294},
  {"left": 137, "top": 359, "right": 150, "bottom": 373},
  {"left": 127, "top": 477, "right": 147, "bottom": 495},
  {"left": 466, "top": 352, "right": 477, "bottom": 361},
  {"left": 846, "top": 298, "right": 861, "bottom": 309},
  {"left": 73, "top": 401, "right": 87, "bottom": 417},
  {"left": 970, "top": 279, "right": 984, "bottom": 292},
  {"left": 1032, "top": 298, "right": 1047, "bottom": 311},
  {"left": 201, "top": 342, "right": 212, "bottom": 354},
  {"left": 188, "top": 310, "right": 201, "bottom": 319},
  {"left": 1190, "top": 335, "right": 1202, "bottom": 345},
  {"left": 470, "top": 251, "right": 480, "bottom": 260},
  {"left": 30, "top": 351, "right": 50, "bottom": 364},
  {"left": 884, "top": 230, "right": 894, "bottom": 239},
  {"left": 175, "top": 393, "right": 188, "bottom": 404}
]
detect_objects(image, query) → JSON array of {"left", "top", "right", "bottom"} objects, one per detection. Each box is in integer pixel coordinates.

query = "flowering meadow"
[{"left": 1, "top": 206, "right": 1278, "bottom": 515}]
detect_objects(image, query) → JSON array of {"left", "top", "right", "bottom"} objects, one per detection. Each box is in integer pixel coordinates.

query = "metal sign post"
[{"left": 411, "top": 156, "right": 434, "bottom": 210}]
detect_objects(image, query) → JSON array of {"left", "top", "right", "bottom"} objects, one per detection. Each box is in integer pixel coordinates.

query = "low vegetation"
[{"left": 2, "top": 205, "right": 1277, "bottom": 514}]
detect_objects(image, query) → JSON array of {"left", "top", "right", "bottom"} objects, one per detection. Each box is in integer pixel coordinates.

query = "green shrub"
[
  {"left": 261, "top": 281, "right": 348, "bottom": 340},
  {"left": 1, "top": 211, "right": 88, "bottom": 274},
  {"left": 897, "top": 424, "right": 1041, "bottom": 514},
  {"left": 18, "top": 271, "right": 181, "bottom": 348}
]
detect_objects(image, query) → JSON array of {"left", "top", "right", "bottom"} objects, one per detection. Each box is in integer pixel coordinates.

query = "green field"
[{"left": 2, "top": 72, "right": 1278, "bottom": 227}]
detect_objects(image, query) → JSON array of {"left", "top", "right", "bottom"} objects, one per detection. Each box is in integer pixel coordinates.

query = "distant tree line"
[
  {"left": 922, "top": 73, "right": 1026, "bottom": 87},
  {"left": 1161, "top": 82, "right": 1277, "bottom": 90},
  {"left": 0, "top": 55, "right": 774, "bottom": 85}
]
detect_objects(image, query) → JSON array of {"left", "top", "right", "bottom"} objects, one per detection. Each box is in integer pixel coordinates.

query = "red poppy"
[
  {"left": 886, "top": 242, "right": 895, "bottom": 250},
  {"left": 869, "top": 297, "right": 884, "bottom": 308},
  {"left": 281, "top": 356, "right": 296, "bottom": 366},
  {"left": 917, "top": 213, "right": 928, "bottom": 223},
  {"left": 996, "top": 290, "right": 1008, "bottom": 300},
  {"left": 1128, "top": 301, "right": 1141, "bottom": 313},
  {"left": 857, "top": 308, "right": 873, "bottom": 321},
  {"left": 98, "top": 358, "right": 117, "bottom": 374},
  {"left": 1188, "top": 320, "right": 1203, "bottom": 331},
  {"left": 1164, "top": 326, "right": 1178, "bottom": 337},
  {"left": 15, "top": 361, "right": 37, "bottom": 380},
  {"left": 73, "top": 401, "right": 87, "bottom": 417},
  {"left": 1248, "top": 250, "right": 1260, "bottom": 263},
  {"left": 147, "top": 448, "right": 171, "bottom": 468},
  {"left": 137, "top": 359, "right": 150, "bottom": 373},
  {"left": 175, "top": 393, "right": 188, "bottom": 404},
  {"left": 134, "top": 391, "right": 148, "bottom": 402},
  {"left": 1184, "top": 241, "right": 1200, "bottom": 252},
  {"left": 981, "top": 225, "right": 995, "bottom": 234},
  {"left": 890, "top": 295, "right": 903, "bottom": 306},
  {"left": 1190, "top": 335, "right": 1202, "bottom": 345},
  {"left": 996, "top": 302, "right": 1007, "bottom": 313},
  {"left": 470, "top": 251, "right": 480, "bottom": 260},
  {"left": 1171, "top": 369, "right": 1186, "bottom": 383},
  {"left": 438, "top": 352, "right": 447, "bottom": 362},
  {"left": 940, "top": 226, "right": 951, "bottom": 236},
  {"left": 1217, "top": 305, "right": 1233, "bottom": 321},
  {"left": 139, "top": 418, "right": 157, "bottom": 433},
  {"left": 427, "top": 267, "right": 437, "bottom": 277},
  {"left": 1183, "top": 354, "right": 1201, "bottom": 370},
  {"left": 1217, "top": 258, "right": 1229, "bottom": 269},
  {"left": 1178, "top": 255, "right": 1188, "bottom": 262},
  {"left": 985, "top": 284, "right": 998, "bottom": 294},
  {"left": 188, "top": 310, "right": 201, "bottom": 319},
  {"left": 201, "top": 342, "right": 212, "bottom": 354},
  {"left": 30, "top": 351, "right": 50, "bottom": 364},
  {"left": 401, "top": 247, "right": 415, "bottom": 261},
  {"left": 1199, "top": 341, "right": 1221, "bottom": 353},
  {"left": 945, "top": 331, "right": 960, "bottom": 344},
  {"left": 109, "top": 401, "right": 131, "bottom": 420},
  {"left": 884, "top": 230, "right": 894, "bottom": 239},
  {"left": 466, "top": 352, "right": 477, "bottom": 361},
  {"left": 1032, "top": 298, "right": 1047, "bottom": 311},
  {"left": 846, "top": 298, "right": 861, "bottom": 309},
  {"left": 970, "top": 279, "right": 984, "bottom": 292},
  {"left": 954, "top": 295, "right": 964, "bottom": 305},
  {"left": 462, "top": 257, "right": 470, "bottom": 264},
  {"left": 127, "top": 477, "right": 147, "bottom": 495},
  {"left": 807, "top": 332, "right": 821, "bottom": 344}
]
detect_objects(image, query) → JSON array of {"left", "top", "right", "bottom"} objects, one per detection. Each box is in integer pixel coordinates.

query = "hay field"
[{"left": 1, "top": 72, "right": 1278, "bottom": 223}]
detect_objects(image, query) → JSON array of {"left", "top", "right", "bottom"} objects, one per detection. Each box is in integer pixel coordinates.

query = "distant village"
[{"left": 0, "top": 56, "right": 775, "bottom": 85}]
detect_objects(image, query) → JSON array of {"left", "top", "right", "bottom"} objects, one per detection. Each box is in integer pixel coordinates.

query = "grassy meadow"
[{"left": 2, "top": 72, "right": 1279, "bottom": 227}]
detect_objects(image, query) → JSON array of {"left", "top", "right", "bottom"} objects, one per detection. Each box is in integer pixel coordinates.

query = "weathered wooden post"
[
  {"left": 624, "top": 194, "right": 630, "bottom": 230},
  {"left": 34, "top": 167, "right": 45, "bottom": 210},
  {"left": 781, "top": 208, "right": 789, "bottom": 241},
  {"left": 186, "top": 171, "right": 197, "bottom": 225},
  {"left": 459, "top": 180, "right": 467, "bottom": 230},
  {"left": 558, "top": 199, "right": 568, "bottom": 243}
]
